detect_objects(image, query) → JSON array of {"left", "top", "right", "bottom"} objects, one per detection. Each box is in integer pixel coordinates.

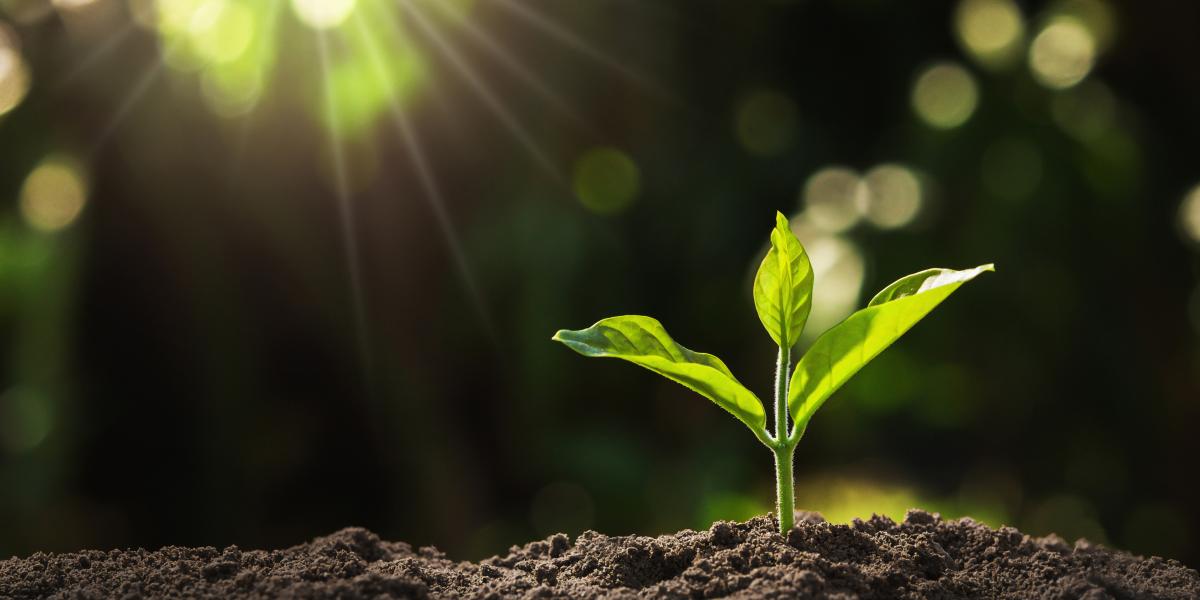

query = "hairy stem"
[
  {"left": 773, "top": 346, "right": 794, "bottom": 534},
  {"left": 774, "top": 346, "right": 790, "bottom": 440},
  {"left": 774, "top": 445, "right": 795, "bottom": 534}
]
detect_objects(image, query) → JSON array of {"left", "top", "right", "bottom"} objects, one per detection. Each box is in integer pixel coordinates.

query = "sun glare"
[{"left": 291, "top": 0, "right": 356, "bottom": 30}]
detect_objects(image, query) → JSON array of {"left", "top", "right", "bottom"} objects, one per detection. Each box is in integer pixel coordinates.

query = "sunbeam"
[
  {"left": 352, "top": 6, "right": 499, "bottom": 345},
  {"left": 90, "top": 55, "right": 163, "bottom": 153},
  {"left": 422, "top": 0, "right": 587, "bottom": 130},
  {"left": 485, "top": 0, "right": 678, "bottom": 104},
  {"left": 318, "top": 28, "right": 374, "bottom": 381},
  {"left": 396, "top": 0, "right": 562, "bottom": 180},
  {"left": 55, "top": 19, "right": 139, "bottom": 88}
]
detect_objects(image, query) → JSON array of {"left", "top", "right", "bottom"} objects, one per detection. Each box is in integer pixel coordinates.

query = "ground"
[{"left": 1, "top": 510, "right": 1197, "bottom": 599}]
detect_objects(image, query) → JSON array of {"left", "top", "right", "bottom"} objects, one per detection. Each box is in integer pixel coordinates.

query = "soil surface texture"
[{"left": 2, "top": 510, "right": 1197, "bottom": 599}]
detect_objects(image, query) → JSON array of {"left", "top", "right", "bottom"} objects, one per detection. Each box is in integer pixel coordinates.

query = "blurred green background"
[{"left": 2, "top": 0, "right": 1199, "bottom": 568}]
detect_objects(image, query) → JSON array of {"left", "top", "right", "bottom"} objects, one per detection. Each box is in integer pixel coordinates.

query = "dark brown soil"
[{"left": 2, "top": 510, "right": 1197, "bottom": 599}]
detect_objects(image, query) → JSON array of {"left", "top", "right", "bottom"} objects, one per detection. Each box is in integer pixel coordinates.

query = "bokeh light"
[
  {"left": 572, "top": 147, "right": 640, "bottom": 215},
  {"left": 318, "top": 8, "right": 427, "bottom": 138},
  {"left": 734, "top": 89, "right": 798, "bottom": 157},
  {"left": 0, "top": 25, "right": 30, "bottom": 118},
  {"left": 1049, "top": 0, "right": 1116, "bottom": 52},
  {"left": 1177, "top": 184, "right": 1200, "bottom": 244},
  {"left": 783, "top": 214, "right": 865, "bottom": 341},
  {"left": 802, "top": 167, "right": 865, "bottom": 233},
  {"left": 153, "top": 0, "right": 280, "bottom": 117},
  {"left": 954, "top": 0, "right": 1025, "bottom": 69},
  {"left": 860, "top": 164, "right": 923, "bottom": 229},
  {"left": 1028, "top": 17, "right": 1096, "bottom": 89},
  {"left": 292, "top": 0, "right": 355, "bottom": 30},
  {"left": 911, "top": 62, "right": 978, "bottom": 129},
  {"left": 50, "top": 0, "right": 100, "bottom": 12},
  {"left": 20, "top": 156, "right": 89, "bottom": 233}
]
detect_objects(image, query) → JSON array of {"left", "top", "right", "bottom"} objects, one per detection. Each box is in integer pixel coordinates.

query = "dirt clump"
[{"left": 2, "top": 509, "right": 1197, "bottom": 599}]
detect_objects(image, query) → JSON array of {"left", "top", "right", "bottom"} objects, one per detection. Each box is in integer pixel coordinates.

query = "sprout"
[{"left": 553, "top": 212, "right": 993, "bottom": 534}]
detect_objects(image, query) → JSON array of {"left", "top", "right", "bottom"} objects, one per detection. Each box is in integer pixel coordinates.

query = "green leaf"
[
  {"left": 753, "top": 212, "right": 814, "bottom": 349},
  {"left": 553, "top": 315, "right": 766, "bottom": 434},
  {"left": 788, "top": 264, "right": 994, "bottom": 429}
]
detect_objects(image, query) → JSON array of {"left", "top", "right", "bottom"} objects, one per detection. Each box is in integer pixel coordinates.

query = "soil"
[{"left": 2, "top": 510, "right": 1197, "bottom": 599}]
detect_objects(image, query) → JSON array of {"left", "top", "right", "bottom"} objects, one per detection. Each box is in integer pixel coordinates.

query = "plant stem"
[
  {"left": 774, "top": 444, "right": 795, "bottom": 534},
  {"left": 773, "top": 345, "right": 795, "bottom": 534},
  {"left": 773, "top": 346, "right": 790, "bottom": 440}
]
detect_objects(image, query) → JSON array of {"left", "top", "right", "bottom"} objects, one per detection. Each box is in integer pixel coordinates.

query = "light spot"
[
  {"left": 0, "top": 29, "right": 31, "bottom": 117},
  {"left": 860, "top": 164, "right": 923, "bottom": 229},
  {"left": 1028, "top": 17, "right": 1095, "bottom": 89},
  {"left": 291, "top": 0, "right": 355, "bottom": 30},
  {"left": 201, "top": 61, "right": 263, "bottom": 117},
  {"left": 802, "top": 167, "right": 865, "bottom": 233},
  {"left": 911, "top": 62, "right": 979, "bottom": 129},
  {"left": 1177, "top": 185, "right": 1200, "bottom": 244},
  {"left": 188, "top": 0, "right": 256, "bottom": 65},
  {"left": 20, "top": 156, "right": 89, "bottom": 233},
  {"left": 981, "top": 138, "right": 1043, "bottom": 201},
  {"left": 792, "top": 474, "right": 921, "bottom": 525},
  {"left": 734, "top": 89, "right": 798, "bottom": 157},
  {"left": 573, "top": 147, "right": 640, "bottom": 215},
  {"left": 1051, "top": 0, "right": 1116, "bottom": 51},
  {"left": 954, "top": 0, "right": 1025, "bottom": 69},
  {"left": 784, "top": 214, "right": 865, "bottom": 341},
  {"left": 51, "top": 0, "right": 101, "bottom": 11}
]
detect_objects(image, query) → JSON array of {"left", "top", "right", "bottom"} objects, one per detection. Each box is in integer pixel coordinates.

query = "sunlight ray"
[
  {"left": 396, "top": 0, "right": 562, "bottom": 180},
  {"left": 229, "top": 0, "right": 286, "bottom": 174},
  {"left": 318, "top": 28, "right": 375, "bottom": 379},
  {"left": 352, "top": 8, "right": 499, "bottom": 345},
  {"left": 55, "top": 20, "right": 139, "bottom": 89},
  {"left": 485, "top": 0, "right": 678, "bottom": 104},
  {"left": 422, "top": 0, "right": 587, "bottom": 130},
  {"left": 90, "top": 56, "right": 163, "bottom": 154}
]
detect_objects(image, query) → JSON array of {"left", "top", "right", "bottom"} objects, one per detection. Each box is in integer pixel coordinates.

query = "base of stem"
[{"left": 774, "top": 447, "right": 795, "bottom": 534}]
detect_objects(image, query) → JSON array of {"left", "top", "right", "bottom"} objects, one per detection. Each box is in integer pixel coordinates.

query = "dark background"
[{"left": 3, "top": 0, "right": 1199, "bottom": 568}]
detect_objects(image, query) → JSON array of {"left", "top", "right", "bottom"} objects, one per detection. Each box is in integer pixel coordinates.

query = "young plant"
[{"left": 552, "top": 212, "right": 993, "bottom": 534}]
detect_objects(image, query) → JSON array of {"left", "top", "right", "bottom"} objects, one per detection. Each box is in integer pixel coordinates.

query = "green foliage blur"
[{"left": 2, "top": 0, "right": 1199, "bottom": 570}]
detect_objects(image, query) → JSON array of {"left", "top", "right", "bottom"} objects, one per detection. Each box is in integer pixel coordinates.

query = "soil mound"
[{"left": 2, "top": 510, "right": 1197, "bottom": 599}]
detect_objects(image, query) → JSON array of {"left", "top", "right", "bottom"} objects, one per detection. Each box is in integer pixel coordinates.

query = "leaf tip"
[
  {"left": 981, "top": 263, "right": 996, "bottom": 272},
  {"left": 774, "top": 211, "right": 790, "bottom": 230},
  {"left": 551, "top": 329, "right": 568, "bottom": 342}
]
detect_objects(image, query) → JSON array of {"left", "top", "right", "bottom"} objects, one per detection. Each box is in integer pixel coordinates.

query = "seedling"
[{"left": 553, "top": 212, "right": 992, "bottom": 534}]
